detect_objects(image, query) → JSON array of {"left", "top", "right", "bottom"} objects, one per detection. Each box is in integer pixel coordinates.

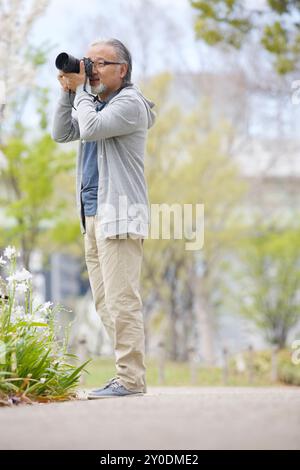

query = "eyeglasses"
[{"left": 91, "top": 59, "right": 125, "bottom": 69}]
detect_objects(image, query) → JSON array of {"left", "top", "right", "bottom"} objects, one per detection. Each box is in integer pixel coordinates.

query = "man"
[{"left": 52, "top": 38, "right": 156, "bottom": 398}]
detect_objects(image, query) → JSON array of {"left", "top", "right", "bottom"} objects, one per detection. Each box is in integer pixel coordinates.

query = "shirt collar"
[{"left": 95, "top": 84, "right": 130, "bottom": 106}]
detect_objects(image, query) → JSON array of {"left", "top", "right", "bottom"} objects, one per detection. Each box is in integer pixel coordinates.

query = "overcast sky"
[
  {"left": 31, "top": 0, "right": 206, "bottom": 79},
  {"left": 21, "top": 0, "right": 300, "bottom": 153}
]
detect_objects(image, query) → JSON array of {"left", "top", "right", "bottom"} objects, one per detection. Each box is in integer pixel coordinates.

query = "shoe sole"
[{"left": 87, "top": 392, "right": 145, "bottom": 400}]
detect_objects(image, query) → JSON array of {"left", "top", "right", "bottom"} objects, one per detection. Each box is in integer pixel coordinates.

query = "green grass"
[{"left": 82, "top": 356, "right": 282, "bottom": 388}]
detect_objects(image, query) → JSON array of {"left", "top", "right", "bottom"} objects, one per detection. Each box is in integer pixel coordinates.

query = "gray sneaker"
[
  {"left": 89, "top": 377, "right": 118, "bottom": 395},
  {"left": 87, "top": 380, "right": 144, "bottom": 399}
]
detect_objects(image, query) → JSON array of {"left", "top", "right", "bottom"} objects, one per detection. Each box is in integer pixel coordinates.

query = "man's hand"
[{"left": 57, "top": 60, "right": 86, "bottom": 93}]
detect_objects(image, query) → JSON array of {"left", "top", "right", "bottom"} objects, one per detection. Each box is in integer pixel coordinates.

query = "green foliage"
[
  {"left": 192, "top": 0, "right": 251, "bottom": 49},
  {"left": 35, "top": 88, "right": 50, "bottom": 129},
  {"left": 229, "top": 349, "right": 272, "bottom": 376},
  {"left": 229, "top": 348, "right": 300, "bottom": 386},
  {"left": 24, "top": 41, "right": 55, "bottom": 68},
  {"left": 279, "top": 362, "right": 300, "bottom": 385},
  {"left": 276, "top": 348, "right": 300, "bottom": 385},
  {"left": 261, "top": 21, "right": 288, "bottom": 54},
  {"left": 236, "top": 225, "right": 300, "bottom": 347},
  {"left": 260, "top": 21, "right": 296, "bottom": 73},
  {"left": 191, "top": 0, "right": 300, "bottom": 74},
  {"left": 0, "top": 132, "right": 76, "bottom": 268},
  {"left": 267, "top": 0, "right": 291, "bottom": 14}
]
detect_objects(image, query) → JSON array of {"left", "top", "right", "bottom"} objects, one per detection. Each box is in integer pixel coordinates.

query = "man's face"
[{"left": 85, "top": 44, "right": 128, "bottom": 98}]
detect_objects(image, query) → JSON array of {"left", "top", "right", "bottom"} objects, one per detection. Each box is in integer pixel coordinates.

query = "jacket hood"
[{"left": 122, "top": 84, "right": 156, "bottom": 129}]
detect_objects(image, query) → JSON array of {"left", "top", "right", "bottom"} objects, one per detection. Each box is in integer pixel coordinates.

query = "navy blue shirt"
[{"left": 81, "top": 101, "right": 106, "bottom": 216}]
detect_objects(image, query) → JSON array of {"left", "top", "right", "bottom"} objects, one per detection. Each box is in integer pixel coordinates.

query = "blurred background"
[{"left": 1, "top": 0, "right": 300, "bottom": 388}]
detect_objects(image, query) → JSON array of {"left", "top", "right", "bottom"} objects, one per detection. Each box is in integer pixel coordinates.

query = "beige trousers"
[{"left": 84, "top": 215, "right": 147, "bottom": 393}]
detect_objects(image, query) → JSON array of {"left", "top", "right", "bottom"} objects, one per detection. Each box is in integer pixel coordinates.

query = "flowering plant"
[{"left": 0, "top": 246, "right": 89, "bottom": 405}]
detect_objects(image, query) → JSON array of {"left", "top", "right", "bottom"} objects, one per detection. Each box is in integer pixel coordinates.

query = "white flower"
[
  {"left": 14, "top": 268, "right": 32, "bottom": 282},
  {"left": 0, "top": 256, "right": 7, "bottom": 266},
  {"left": 6, "top": 268, "right": 32, "bottom": 284},
  {"left": 39, "top": 378, "right": 46, "bottom": 383},
  {"left": 15, "top": 283, "right": 29, "bottom": 294},
  {"left": 39, "top": 301, "right": 53, "bottom": 314},
  {"left": 13, "top": 305, "right": 25, "bottom": 317},
  {"left": 3, "top": 246, "right": 17, "bottom": 260}
]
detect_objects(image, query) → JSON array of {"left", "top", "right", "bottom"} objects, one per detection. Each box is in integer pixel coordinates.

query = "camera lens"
[{"left": 55, "top": 53, "right": 80, "bottom": 73}]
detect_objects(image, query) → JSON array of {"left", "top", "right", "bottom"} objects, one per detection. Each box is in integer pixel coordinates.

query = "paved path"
[{"left": 0, "top": 387, "right": 299, "bottom": 450}]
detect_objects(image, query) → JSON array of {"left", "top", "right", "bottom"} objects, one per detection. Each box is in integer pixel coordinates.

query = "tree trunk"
[{"left": 194, "top": 276, "right": 215, "bottom": 366}]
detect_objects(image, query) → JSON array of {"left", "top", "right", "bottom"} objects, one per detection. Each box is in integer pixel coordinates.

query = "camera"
[{"left": 55, "top": 52, "right": 93, "bottom": 78}]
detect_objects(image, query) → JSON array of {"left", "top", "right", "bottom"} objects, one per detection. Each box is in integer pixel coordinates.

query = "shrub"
[{"left": 0, "top": 246, "right": 89, "bottom": 405}]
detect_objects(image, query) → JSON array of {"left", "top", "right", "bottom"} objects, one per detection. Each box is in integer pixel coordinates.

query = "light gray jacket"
[{"left": 52, "top": 83, "right": 156, "bottom": 237}]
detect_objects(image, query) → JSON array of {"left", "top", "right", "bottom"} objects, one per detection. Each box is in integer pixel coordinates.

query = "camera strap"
[
  {"left": 69, "top": 74, "right": 93, "bottom": 110},
  {"left": 69, "top": 90, "right": 76, "bottom": 110}
]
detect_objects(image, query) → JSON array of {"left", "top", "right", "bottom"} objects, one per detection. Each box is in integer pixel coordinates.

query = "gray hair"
[{"left": 90, "top": 38, "right": 132, "bottom": 86}]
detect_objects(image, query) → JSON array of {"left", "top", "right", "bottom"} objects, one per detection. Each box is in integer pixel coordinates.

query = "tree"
[
  {"left": 0, "top": 130, "right": 76, "bottom": 270},
  {"left": 191, "top": 0, "right": 300, "bottom": 74},
  {"left": 237, "top": 224, "right": 300, "bottom": 348},
  {"left": 141, "top": 73, "right": 247, "bottom": 363},
  {"left": 0, "top": 0, "right": 50, "bottom": 139}
]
